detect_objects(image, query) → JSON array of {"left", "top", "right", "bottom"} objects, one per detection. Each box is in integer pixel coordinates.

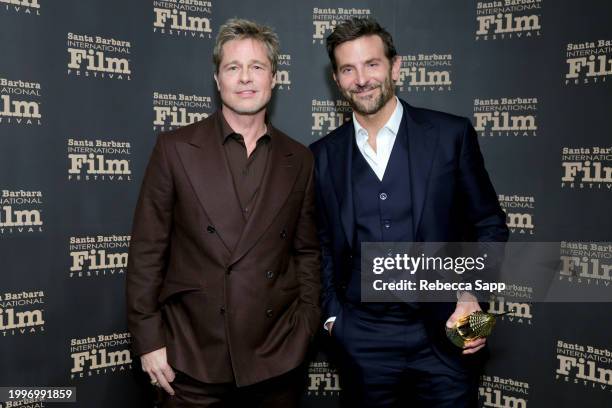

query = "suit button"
[
  {"left": 340, "top": 285, "right": 347, "bottom": 291},
  {"left": 220, "top": 306, "right": 226, "bottom": 314},
  {"left": 379, "top": 192, "right": 388, "bottom": 200},
  {"left": 226, "top": 267, "right": 232, "bottom": 275},
  {"left": 280, "top": 229, "right": 287, "bottom": 239},
  {"left": 266, "top": 270, "right": 274, "bottom": 279},
  {"left": 206, "top": 225, "right": 216, "bottom": 233},
  {"left": 266, "top": 309, "right": 273, "bottom": 318}
]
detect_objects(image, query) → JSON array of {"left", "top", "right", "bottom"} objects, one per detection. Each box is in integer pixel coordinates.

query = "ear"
[
  {"left": 271, "top": 71, "right": 276, "bottom": 89},
  {"left": 332, "top": 70, "right": 339, "bottom": 86},
  {"left": 391, "top": 56, "right": 401, "bottom": 82},
  {"left": 213, "top": 73, "right": 220, "bottom": 91}
]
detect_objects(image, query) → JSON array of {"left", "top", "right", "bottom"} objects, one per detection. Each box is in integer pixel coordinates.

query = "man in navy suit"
[{"left": 310, "top": 18, "right": 509, "bottom": 407}]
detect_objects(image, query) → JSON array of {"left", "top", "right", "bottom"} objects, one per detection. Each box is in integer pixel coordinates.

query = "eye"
[
  {"left": 342, "top": 67, "right": 352, "bottom": 74},
  {"left": 368, "top": 62, "right": 379, "bottom": 68}
]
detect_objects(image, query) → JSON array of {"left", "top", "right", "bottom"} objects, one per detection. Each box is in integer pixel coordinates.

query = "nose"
[
  {"left": 239, "top": 66, "right": 252, "bottom": 84},
  {"left": 355, "top": 67, "right": 368, "bottom": 87}
]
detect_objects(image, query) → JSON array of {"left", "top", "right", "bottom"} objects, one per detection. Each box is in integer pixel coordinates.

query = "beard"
[{"left": 340, "top": 70, "right": 395, "bottom": 116}]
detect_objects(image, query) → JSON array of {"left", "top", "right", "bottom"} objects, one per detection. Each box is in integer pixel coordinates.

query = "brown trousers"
[{"left": 157, "top": 367, "right": 305, "bottom": 408}]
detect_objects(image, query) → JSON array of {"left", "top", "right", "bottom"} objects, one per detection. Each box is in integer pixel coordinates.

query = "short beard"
[{"left": 341, "top": 72, "right": 395, "bottom": 116}]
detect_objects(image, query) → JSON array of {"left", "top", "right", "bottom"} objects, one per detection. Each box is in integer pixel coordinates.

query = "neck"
[
  {"left": 354, "top": 96, "right": 398, "bottom": 136},
  {"left": 221, "top": 105, "right": 268, "bottom": 144}
]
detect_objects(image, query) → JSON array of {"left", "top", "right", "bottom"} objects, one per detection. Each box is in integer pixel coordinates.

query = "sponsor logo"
[
  {"left": 565, "top": 40, "right": 612, "bottom": 85},
  {"left": 479, "top": 374, "right": 529, "bottom": 407},
  {"left": 68, "top": 235, "right": 130, "bottom": 278},
  {"left": 153, "top": 91, "right": 212, "bottom": 132},
  {"left": 561, "top": 146, "right": 612, "bottom": 189},
  {"left": 70, "top": 332, "right": 132, "bottom": 379},
  {"left": 153, "top": 0, "right": 212, "bottom": 39},
  {"left": 475, "top": 0, "right": 542, "bottom": 41},
  {"left": 498, "top": 194, "right": 535, "bottom": 235},
  {"left": 0, "top": 77, "right": 42, "bottom": 126},
  {"left": 307, "top": 360, "right": 341, "bottom": 396},
  {"left": 559, "top": 242, "right": 611, "bottom": 287},
  {"left": 397, "top": 54, "right": 452, "bottom": 93},
  {"left": 311, "top": 99, "right": 351, "bottom": 137},
  {"left": 0, "top": 190, "right": 43, "bottom": 235},
  {"left": 312, "top": 7, "right": 371, "bottom": 44},
  {"left": 474, "top": 97, "right": 537, "bottom": 137},
  {"left": 0, "top": 290, "right": 45, "bottom": 337},
  {"left": 67, "top": 138, "right": 131, "bottom": 182},
  {"left": 556, "top": 340, "right": 612, "bottom": 392},
  {"left": 66, "top": 33, "right": 131, "bottom": 80},
  {"left": 0, "top": 0, "right": 40, "bottom": 15}
]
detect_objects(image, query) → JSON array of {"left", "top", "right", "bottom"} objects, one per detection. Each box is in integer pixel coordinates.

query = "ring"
[{"left": 151, "top": 379, "right": 159, "bottom": 386}]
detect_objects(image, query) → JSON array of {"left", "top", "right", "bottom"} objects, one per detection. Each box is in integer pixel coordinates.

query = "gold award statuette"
[{"left": 445, "top": 310, "right": 513, "bottom": 348}]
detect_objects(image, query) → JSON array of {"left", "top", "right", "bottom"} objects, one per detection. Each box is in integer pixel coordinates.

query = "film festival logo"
[
  {"left": 67, "top": 138, "right": 131, "bottom": 182},
  {"left": 0, "top": 0, "right": 40, "bottom": 15},
  {"left": 479, "top": 374, "right": 529, "bottom": 408},
  {"left": 153, "top": 0, "right": 212, "bottom": 39},
  {"left": 565, "top": 39, "right": 612, "bottom": 86},
  {"left": 561, "top": 146, "right": 612, "bottom": 190},
  {"left": 0, "top": 290, "right": 45, "bottom": 337},
  {"left": 275, "top": 53, "right": 292, "bottom": 91},
  {"left": 307, "top": 360, "right": 341, "bottom": 397},
  {"left": 311, "top": 99, "right": 351, "bottom": 137},
  {"left": 70, "top": 331, "right": 132, "bottom": 380},
  {"left": 0, "top": 77, "right": 42, "bottom": 126},
  {"left": 396, "top": 54, "right": 452, "bottom": 93},
  {"left": 559, "top": 242, "right": 611, "bottom": 288},
  {"left": 556, "top": 339, "right": 612, "bottom": 392},
  {"left": 153, "top": 91, "right": 212, "bottom": 132},
  {"left": 473, "top": 97, "right": 537, "bottom": 137},
  {"left": 68, "top": 234, "right": 130, "bottom": 278},
  {"left": 0, "top": 189, "right": 43, "bottom": 235},
  {"left": 475, "top": 0, "right": 542, "bottom": 41},
  {"left": 66, "top": 32, "right": 131, "bottom": 80},
  {"left": 312, "top": 7, "right": 371, "bottom": 45},
  {"left": 499, "top": 194, "right": 535, "bottom": 236},
  {"left": 488, "top": 285, "right": 533, "bottom": 326}
]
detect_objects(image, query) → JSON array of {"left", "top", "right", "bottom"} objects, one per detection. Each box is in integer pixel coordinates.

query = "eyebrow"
[
  {"left": 338, "top": 58, "right": 382, "bottom": 71},
  {"left": 223, "top": 59, "right": 270, "bottom": 68}
]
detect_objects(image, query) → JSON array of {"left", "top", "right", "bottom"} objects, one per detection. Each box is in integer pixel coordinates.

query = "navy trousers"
[{"left": 332, "top": 304, "right": 479, "bottom": 408}]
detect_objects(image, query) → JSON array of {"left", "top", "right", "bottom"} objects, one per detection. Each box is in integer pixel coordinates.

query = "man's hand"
[
  {"left": 141, "top": 347, "right": 175, "bottom": 395},
  {"left": 446, "top": 292, "right": 486, "bottom": 355}
]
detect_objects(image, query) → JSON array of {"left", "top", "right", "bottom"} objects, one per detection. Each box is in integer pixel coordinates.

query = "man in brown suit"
[{"left": 126, "top": 18, "right": 320, "bottom": 407}]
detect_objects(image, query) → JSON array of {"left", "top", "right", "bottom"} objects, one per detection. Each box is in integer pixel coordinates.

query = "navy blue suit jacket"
[{"left": 310, "top": 99, "right": 509, "bottom": 367}]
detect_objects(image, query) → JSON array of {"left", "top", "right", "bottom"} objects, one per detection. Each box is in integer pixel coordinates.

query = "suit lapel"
[
  {"left": 229, "top": 129, "right": 300, "bottom": 266},
  {"left": 402, "top": 101, "right": 439, "bottom": 239},
  {"left": 176, "top": 113, "right": 244, "bottom": 254},
  {"left": 328, "top": 124, "right": 355, "bottom": 248}
]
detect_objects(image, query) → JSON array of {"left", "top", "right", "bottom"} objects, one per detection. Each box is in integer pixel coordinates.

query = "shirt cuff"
[{"left": 324, "top": 316, "right": 336, "bottom": 331}]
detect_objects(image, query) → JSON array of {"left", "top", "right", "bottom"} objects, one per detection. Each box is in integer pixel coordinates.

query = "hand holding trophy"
[{"left": 446, "top": 310, "right": 514, "bottom": 348}]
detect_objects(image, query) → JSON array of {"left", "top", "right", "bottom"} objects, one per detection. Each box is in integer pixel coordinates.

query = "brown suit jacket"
[{"left": 126, "top": 112, "right": 321, "bottom": 386}]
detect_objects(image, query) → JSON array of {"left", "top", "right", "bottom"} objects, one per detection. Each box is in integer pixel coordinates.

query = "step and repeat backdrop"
[{"left": 1, "top": 1, "right": 611, "bottom": 407}]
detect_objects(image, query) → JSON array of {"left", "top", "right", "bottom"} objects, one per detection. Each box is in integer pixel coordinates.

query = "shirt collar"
[
  {"left": 352, "top": 96, "right": 403, "bottom": 140},
  {"left": 217, "top": 110, "right": 272, "bottom": 144}
]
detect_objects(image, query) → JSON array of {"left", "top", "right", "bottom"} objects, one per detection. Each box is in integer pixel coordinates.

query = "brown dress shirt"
[{"left": 219, "top": 113, "right": 271, "bottom": 222}]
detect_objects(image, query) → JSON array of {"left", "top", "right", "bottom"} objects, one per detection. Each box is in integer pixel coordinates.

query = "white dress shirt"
[
  {"left": 324, "top": 97, "right": 404, "bottom": 331},
  {"left": 353, "top": 96, "right": 404, "bottom": 181}
]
